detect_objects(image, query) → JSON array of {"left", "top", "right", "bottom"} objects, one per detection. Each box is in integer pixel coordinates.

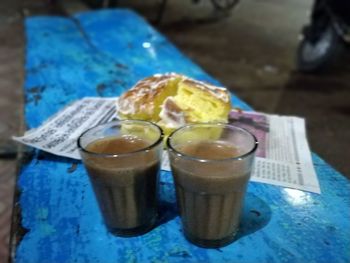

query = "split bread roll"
[{"left": 116, "top": 73, "right": 231, "bottom": 137}]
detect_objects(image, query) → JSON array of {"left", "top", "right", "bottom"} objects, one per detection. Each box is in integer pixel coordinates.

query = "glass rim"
[
  {"left": 77, "top": 120, "right": 164, "bottom": 158},
  {"left": 166, "top": 123, "right": 258, "bottom": 163}
]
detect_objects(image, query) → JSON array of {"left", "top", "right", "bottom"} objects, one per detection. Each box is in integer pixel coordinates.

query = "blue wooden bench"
[{"left": 14, "top": 9, "right": 350, "bottom": 262}]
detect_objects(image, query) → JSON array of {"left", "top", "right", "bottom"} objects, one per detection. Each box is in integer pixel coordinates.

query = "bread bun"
[{"left": 116, "top": 73, "right": 231, "bottom": 135}]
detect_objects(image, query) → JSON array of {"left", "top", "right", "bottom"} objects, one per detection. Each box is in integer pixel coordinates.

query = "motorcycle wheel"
[
  {"left": 297, "top": 23, "right": 344, "bottom": 73},
  {"left": 210, "top": 0, "right": 239, "bottom": 11}
]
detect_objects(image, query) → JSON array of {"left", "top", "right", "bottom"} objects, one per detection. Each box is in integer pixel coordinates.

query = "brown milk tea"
[
  {"left": 170, "top": 141, "right": 250, "bottom": 246},
  {"left": 84, "top": 136, "right": 160, "bottom": 235}
]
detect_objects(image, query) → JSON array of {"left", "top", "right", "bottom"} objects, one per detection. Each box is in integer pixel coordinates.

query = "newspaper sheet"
[
  {"left": 13, "top": 98, "right": 117, "bottom": 159},
  {"left": 13, "top": 98, "right": 320, "bottom": 193}
]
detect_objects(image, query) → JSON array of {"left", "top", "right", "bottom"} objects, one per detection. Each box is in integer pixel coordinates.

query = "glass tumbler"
[
  {"left": 167, "top": 123, "right": 258, "bottom": 247},
  {"left": 78, "top": 120, "right": 163, "bottom": 236}
]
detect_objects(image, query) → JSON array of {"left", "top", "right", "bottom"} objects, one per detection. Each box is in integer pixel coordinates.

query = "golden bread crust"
[
  {"left": 116, "top": 73, "right": 232, "bottom": 134},
  {"left": 117, "top": 73, "right": 181, "bottom": 119}
]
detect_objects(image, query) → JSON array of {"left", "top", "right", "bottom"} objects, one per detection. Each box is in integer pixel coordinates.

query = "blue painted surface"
[{"left": 17, "top": 9, "right": 350, "bottom": 263}]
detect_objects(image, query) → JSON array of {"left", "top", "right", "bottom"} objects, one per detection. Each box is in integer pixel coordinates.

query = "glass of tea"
[
  {"left": 167, "top": 123, "right": 258, "bottom": 248},
  {"left": 78, "top": 120, "right": 163, "bottom": 236}
]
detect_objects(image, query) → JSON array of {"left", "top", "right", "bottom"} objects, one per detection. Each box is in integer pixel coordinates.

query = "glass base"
[
  {"left": 184, "top": 229, "right": 238, "bottom": 248},
  {"left": 107, "top": 216, "right": 157, "bottom": 237}
]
